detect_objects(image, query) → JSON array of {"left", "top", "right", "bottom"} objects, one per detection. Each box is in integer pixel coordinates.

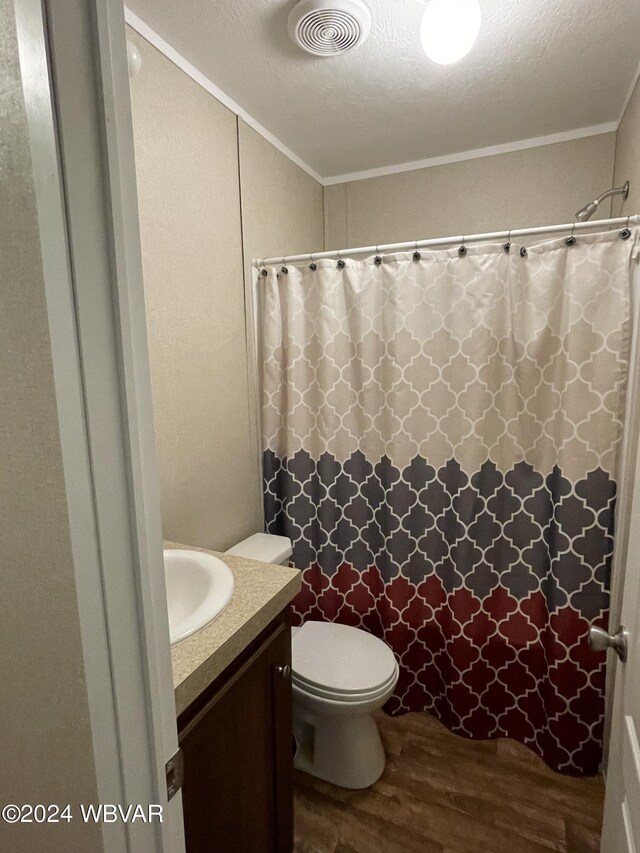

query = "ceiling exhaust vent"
[{"left": 288, "top": 0, "right": 371, "bottom": 56}]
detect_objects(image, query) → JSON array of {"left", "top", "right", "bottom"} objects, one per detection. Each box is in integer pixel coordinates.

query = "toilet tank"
[{"left": 225, "top": 532, "right": 293, "bottom": 566}]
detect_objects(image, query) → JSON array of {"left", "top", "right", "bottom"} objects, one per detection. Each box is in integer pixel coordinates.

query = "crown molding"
[
  {"left": 124, "top": 7, "right": 325, "bottom": 185},
  {"left": 618, "top": 57, "right": 640, "bottom": 126},
  {"left": 323, "top": 123, "right": 619, "bottom": 185}
]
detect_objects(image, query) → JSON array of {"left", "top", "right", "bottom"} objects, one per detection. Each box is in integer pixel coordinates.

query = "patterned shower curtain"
[{"left": 260, "top": 230, "right": 636, "bottom": 774}]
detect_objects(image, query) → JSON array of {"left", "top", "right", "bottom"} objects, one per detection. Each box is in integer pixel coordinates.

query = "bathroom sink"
[{"left": 164, "top": 549, "right": 235, "bottom": 645}]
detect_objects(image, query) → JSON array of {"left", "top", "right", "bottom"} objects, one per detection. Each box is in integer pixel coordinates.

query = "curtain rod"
[{"left": 253, "top": 214, "right": 640, "bottom": 267}]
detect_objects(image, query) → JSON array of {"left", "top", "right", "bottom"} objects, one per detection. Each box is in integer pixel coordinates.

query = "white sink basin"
[{"left": 164, "top": 549, "right": 234, "bottom": 645}]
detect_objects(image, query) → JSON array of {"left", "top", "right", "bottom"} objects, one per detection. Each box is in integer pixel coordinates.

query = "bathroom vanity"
[{"left": 167, "top": 544, "right": 300, "bottom": 853}]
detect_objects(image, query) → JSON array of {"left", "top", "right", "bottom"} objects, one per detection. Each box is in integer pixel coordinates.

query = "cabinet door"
[{"left": 179, "top": 616, "right": 293, "bottom": 853}]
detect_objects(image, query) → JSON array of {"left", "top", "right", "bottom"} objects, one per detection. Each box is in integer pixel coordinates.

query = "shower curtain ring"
[
  {"left": 309, "top": 252, "right": 317, "bottom": 271},
  {"left": 337, "top": 249, "right": 345, "bottom": 269},
  {"left": 503, "top": 230, "right": 512, "bottom": 253},
  {"left": 413, "top": 241, "right": 421, "bottom": 261},
  {"left": 281, "top": 257, "right": 288, "bottom": 274},
  {"left": 620, "top": 216, "right": 631, "bottom": 240},
  {"left": 566, "top": 222, "right": 576, "bottom": 246},
  {"left": 458, "top": 236, "right": 467, "bottom": 257}
]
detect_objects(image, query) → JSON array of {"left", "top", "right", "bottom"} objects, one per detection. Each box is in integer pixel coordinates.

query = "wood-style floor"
[{"left": 294, "top": 711, "right": 604, "bottom": 853}]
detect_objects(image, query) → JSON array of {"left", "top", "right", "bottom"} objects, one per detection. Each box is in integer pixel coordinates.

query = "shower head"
[
  {"left": 575, "top": 180, "right": 630, "bottom": 221},
  {"left": 575, "top": 200, "right": 599, "bottom": 222}
]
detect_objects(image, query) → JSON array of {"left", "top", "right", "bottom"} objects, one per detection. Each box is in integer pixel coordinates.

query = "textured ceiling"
[{"left": 126, "top": 0, "right": 640, "bottom": 179}]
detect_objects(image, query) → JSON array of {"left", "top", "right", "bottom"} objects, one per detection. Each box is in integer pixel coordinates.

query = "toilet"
[{"left": 226, "top": 533, "right": 400, "bottom": 790}]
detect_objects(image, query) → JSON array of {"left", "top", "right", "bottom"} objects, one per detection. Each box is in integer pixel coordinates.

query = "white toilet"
[{"left": 226, "top": 533, "right": 400, "bottom": 790}]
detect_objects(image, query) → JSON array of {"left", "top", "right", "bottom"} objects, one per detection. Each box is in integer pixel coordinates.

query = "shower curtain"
[{"left": 260, "top": 230, "right": 636, "bottom": 774}]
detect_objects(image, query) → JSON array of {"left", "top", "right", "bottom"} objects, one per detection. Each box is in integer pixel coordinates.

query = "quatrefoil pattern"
[{"left": 260, "top": 233, "right": 634, "bottom": 775}]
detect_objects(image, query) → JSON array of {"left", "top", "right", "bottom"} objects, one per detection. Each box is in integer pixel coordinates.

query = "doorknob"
[{"left": 588, "top": 625, "right": 628, "bottom": 663}]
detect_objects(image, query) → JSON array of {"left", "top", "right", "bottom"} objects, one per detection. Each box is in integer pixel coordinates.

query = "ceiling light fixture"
[{"left": 420, "top": 0, "right": 481, "bottom": 65}]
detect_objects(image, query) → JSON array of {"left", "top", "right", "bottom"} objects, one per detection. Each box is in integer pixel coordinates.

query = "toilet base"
[{"left": 293, "top": 707, "right": 386, "bottom": 789}]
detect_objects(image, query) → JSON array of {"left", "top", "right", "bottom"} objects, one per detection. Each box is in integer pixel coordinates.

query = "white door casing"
[
  {"left": 14, "top": 0, "right": 185, "bottom": 850},
  {"left": 601, "top": 261, "right": 640, "bottom": 852},
  {"left": 602, "top": 512, "right": 640, "bottom": 850}
]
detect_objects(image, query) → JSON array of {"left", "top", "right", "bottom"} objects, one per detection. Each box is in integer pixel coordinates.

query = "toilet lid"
[{"left": 292, "top": 621, "right": 398, "bottom": 695}]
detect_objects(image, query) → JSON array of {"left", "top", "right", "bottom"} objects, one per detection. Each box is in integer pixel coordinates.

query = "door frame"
[
  {"left": 600, "top": 250, "right": 640, "bottom": 849},
  {"left": 14, "top": 0, "right": 185, "bottom": 850},
  {"left": 603, "top": 257, "right": 640, "bottom": 770}
]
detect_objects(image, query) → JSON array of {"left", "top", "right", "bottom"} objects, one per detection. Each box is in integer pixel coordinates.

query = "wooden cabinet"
[{"left": 177, "top": 610, "right": 293, "bottom": 853}]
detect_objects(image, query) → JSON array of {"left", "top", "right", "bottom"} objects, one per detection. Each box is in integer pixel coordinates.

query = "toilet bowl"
[
  {"left": 226, "top": 534, "right": 399, "bottom": 790},
  {"left": 292, "top": 621, "right": 399, "bottom": 789}
]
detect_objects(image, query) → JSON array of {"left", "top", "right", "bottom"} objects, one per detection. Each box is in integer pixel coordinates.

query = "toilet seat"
[
  {"left": 292, "top": 621, "right": 398, "bottom": 701},
  {"left": 292, "top": 665, "right": 399, "bottom": 703}
]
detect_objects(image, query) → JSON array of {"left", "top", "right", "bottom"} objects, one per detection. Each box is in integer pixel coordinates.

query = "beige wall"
[
  {"left": 238, "top": 121, "right": 324, "bottom": 265},
  {"left": 129, "top": 31, "right": 324, "bottom": 551},
  {"left": 324, "top": 133, "right": 617, "bottom": 248},
  {"left": 613, "top": 76, "right": 640, "bottom": 216},
  {"left": 238, "top": 121, "right": 324, "bottom": 502},
  {"left": 0, "top": 2, "right": 101, "bottom": 849}
]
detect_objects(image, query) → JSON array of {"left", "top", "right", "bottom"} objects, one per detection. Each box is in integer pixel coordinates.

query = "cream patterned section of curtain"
[
  {"left": 263, "top": 234, "right": 631, "bottom": 482},
  {"left": 260, "top": 230, "right": 636, "bottom": 774}
]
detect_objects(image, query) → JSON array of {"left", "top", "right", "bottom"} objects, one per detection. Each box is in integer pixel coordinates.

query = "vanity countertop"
[{"left": 166, "top": 541, "right": 301, "bottom": 715}]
